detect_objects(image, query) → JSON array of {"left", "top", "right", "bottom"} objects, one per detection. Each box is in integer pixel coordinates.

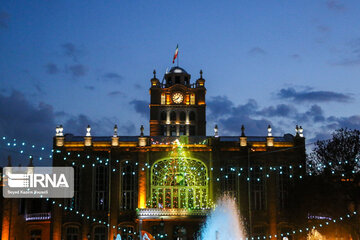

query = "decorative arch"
[{"left": 150, "top": 157, "right": 208, "bottom": 209}]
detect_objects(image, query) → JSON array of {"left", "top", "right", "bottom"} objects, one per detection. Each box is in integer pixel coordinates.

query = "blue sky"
[{"left": 1, "top": 0, "right": 360, "bottom": 165}]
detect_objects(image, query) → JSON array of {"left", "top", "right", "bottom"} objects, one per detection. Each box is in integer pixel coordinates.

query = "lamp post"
[{"left": 87, "top": 233, "right": 91, "bottom": 239}]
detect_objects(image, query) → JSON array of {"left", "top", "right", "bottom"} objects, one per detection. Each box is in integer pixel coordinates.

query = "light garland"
[
  {"left": 46, "top": 198, "right": 138, "bottom": 236},
  {"left": 247, "top": 211, "right": 357, "bottom": 240}
]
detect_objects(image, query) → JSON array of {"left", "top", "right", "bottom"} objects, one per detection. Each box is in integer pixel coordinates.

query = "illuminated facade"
[{"left": 1, "top": 66, "right": 306, "bottom": 240}]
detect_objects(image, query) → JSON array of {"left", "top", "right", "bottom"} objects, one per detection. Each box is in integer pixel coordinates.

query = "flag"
[{"left": 172, "top": 44, "right": 179, "bottom": 64}]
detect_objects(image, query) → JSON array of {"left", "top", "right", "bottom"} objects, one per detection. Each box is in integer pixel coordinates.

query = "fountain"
[{"left": 200, "top": 195, "right": 246, "bottom": 240}]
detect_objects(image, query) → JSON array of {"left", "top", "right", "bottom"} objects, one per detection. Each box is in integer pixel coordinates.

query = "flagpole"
[{"left": 177, "top": 44, "right": 179, "bottom": 67}]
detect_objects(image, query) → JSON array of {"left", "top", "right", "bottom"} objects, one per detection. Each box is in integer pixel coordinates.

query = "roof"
[{"left": 168, "top": 66, "right": 188, "bottom": 74}]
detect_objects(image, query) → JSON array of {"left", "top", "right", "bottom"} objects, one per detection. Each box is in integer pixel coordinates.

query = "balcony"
[
  {"left": 25, "top": 212, "right": 51, "bottom": 221},
  {"left": 137, "top": 208, "right": 210, "bottom": 219}
]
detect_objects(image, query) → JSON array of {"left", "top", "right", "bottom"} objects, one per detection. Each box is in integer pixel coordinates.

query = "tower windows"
[
  {"left": 189, "top": 111, "right": 196, "bottom": 121},
  {"left": 175, "top": 76, "right": 180, "bottom": 84},
  {"left": 160, "top": 111, "right": 166, "bottom": 121},
  {"left": 170, "top": 126, "right": 177, "bottom": 136},
  {"left": 180, "top": 111, "right": 186, "bottom": 121},
  {"left": 170, "top": 111, "right": 176, "bottom": 121}
]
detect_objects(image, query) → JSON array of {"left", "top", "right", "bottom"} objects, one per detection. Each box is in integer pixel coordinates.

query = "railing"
[
  {"left": 25, "top": 212, "right": 51, "bottom": 221},
  {"left": 137, "top": 208, "right": 210, "bottom": 217},
  {"left": 150, "top": 136, "right": 209, "bottom": 145}
]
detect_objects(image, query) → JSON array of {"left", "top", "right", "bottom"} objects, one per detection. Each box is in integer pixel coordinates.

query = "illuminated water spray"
[{"left": 200, "top": 195, "right": 246, "bottom": 240}]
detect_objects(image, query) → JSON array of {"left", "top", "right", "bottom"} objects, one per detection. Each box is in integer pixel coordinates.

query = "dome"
[{"left": 168, "top": 66, "right": 188, "bottom": 74}]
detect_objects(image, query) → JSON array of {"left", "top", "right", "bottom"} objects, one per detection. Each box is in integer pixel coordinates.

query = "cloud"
[
  {"left": 333, "top": 38, "right": 360, "bottom": 66},
  {"left": 108, "top": 91, "right": 124, "bottom": 96},
  {"left": 0, "top": 11, "right": 10, "bottom": 29},
  {"left": 297, "top": 105, "right": 325, "bottom": 123},
  {"left": 317, "top": 25, "right": 331, "bottom": 33},
  {"left": 257, "top": 104, "right": 295, "bottom": 118},
  {"left": 130, "top": 100, "right": 149, "bottom": 119},
  {"left": 102, "top": 72, "right": 123, "bottom": 83},
  {"left": 44, "top": 63, "right": 59, "bottom": 75},
  {"left": 326, "top": 0, "right": 345, "bottom": 11},
  {"left": 207, "top": 96, "right": 234, "bottom": 120},
  {"left": 0, "top": 91, "right": 55, "bottom": 153},
  {"left": 134, "top": 84, "right": 142, "bottom": 89},
  {"left": 277, "top": 87, "right": 352, "bottom": 103},
  {"left": 61, "top": 43, "right": 84, "bottom": 61},
  {"left": 67, "top": 64, "right": 87, "bottom": 77},
  {"left": 208, "top": 97, "right": 271, "bottom": 135},
  {"left": 248, "top": 47, "right": 267, "bottom": 56},
  {"left": 290, "top": 54, "right": 301, "bottom": 60},
  {"left": 326, "top": 115, "right": 360, "bottom": 130}
]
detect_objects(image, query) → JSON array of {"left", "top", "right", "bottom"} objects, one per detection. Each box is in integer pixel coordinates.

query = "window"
[
  {"left": 175, "top": 76, "right": 180, "bottom": 84},
  {"left": 121, "top": 226, "right": 135, "bottom": 240},
  {"left": 120, "top": 161, "right": 138, "bottom": 210},
  {"left": 250, "top": 167, "right": 266, "bottom": 211},
  {"left": 94, "top": 166, "right": 108, "bottom": 210},
  {"left": 67, "top": 165, "right": 80, "bottom": 210},
  {"left": 161, "top": 94, "right": 165, "bottom": 105},
  {"left": 189, "top": 111, "right": 196, "bottom": 121},
  {"left": 277, "top": 166, "right": 292, "bottom": 209},
  {"left": 221, "top": 166, "right": 237, "bottom": 198},
  {"left": 160, "top": 125, "right": 167, "bottom": 136},
  {"left": 170, "top": 111, "right": 176, "bottom": 121},
  {"left": 170, "top": 126, "right": 177, "bottom": 136},
  {"left": 190, "top": 94, "right": 195, "bottom": 105},
  {"left": 160, "top": 111, "right": 166, "bottom": 121},
  {"left": 94, "top": 226, "right": 107, "bottom": 240},
  {"left": 30, "top": 229, "right": 41, "bottom": 240},
  {"left": 179, "top": 125, "right": 186, "bottom": 136},
  {"left": 151, "top": 158, "right": 208, "bottom": 209},
  {"left": 180, "top": 111, "right": 186, "bottom": 121},
  {"left": 66, "top": 227, "right": 79, "bottom": 240},
  {"left": 189, "top": 126, "right": 196, "bottom": 136}
]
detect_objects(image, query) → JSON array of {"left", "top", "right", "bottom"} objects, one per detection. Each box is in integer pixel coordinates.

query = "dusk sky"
[{"left": 1, "top": 0, "right": 360, "bottom": 166}]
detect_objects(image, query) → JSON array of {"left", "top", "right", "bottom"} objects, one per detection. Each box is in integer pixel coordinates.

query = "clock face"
[{"left": 172, "top": 92, "right": 184, "bottom": 104}]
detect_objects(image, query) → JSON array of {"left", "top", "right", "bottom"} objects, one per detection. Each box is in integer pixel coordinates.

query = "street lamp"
[{"left": 87, "top": 233, "right": 91, "bottom": 239}]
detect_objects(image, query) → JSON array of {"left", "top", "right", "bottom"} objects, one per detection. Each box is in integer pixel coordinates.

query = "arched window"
[
  {"left": 66, "top": 165, "right": 80, "bottom": 210},
  {"left": 170, "top": 111, "right": 176, "bottom": 121},
  {"left": 151, "top": 158, "right": 208, "bottom": 209},
  {"left": 160, "top": 111, "right": 166, "bottom": 121},
  {"left": 94, "top": 166, "right": 108, "bottom": 210},
  {"left": 66, "top": 227, "right": 80, "bottom": 240},
  {"left": 120, "top": 161, "right": 138, "bottom": 210},
  {"left": 179, "top": 111, "right": 186, "bottom": 121},
  {"left": 30, "top": 230, "right": 41, "bottom": 240},
  {"left": 94, "top": 226, "right": 107, "bottom": 240},
  {"left": 120, "top": 226, "right": 135, "bottom": 240},
  {"left": 189, "top": 111, "right": 196, "bottom": 121}
]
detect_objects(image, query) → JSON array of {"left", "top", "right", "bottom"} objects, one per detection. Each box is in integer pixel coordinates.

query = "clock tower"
[{"left": 149, "top": 66, "right": 206, "bottom": 136}]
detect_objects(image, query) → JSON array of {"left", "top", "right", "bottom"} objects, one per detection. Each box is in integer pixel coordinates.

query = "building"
[{"left": 1, "top": 66, "right": 306, "bottom": 240}]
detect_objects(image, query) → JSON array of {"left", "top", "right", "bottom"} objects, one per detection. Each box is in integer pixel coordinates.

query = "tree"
[
  {"left": 309, "top": 128, "right": 360, "bottom": 177},
  {"left": 306, "top": 128, "right": 360, "bottom": 239}
]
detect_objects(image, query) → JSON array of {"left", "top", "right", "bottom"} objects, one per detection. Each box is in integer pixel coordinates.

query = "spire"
[
  {"left": 86, "top": 125, "right": 91, "bottom": 137},
  {"left": 267, "top": 125, "right": 272, "bottom": 137},
  {"left": 28, "top": 156, "right": 34, "bottom": 167},
  {"left": 153, "top": 69, "right": 156, "bottom": 78},
  {"left": 200, "top": 69, "right": 203, "bottom": 79},
  {"left": 113, "top": 124, "right": 118, "bottom": 137},
  {"left": 214, "top": 125, "right": 219, "bottom": 137},
  {"left": 241, "top": 125, "right": 245, "bottom": 137},
  {"left": 140, "top": 125, "right": 144, "bottom": 137},
  {"left": 7, "top": 155, "right": 11, "bottom": 167}
]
